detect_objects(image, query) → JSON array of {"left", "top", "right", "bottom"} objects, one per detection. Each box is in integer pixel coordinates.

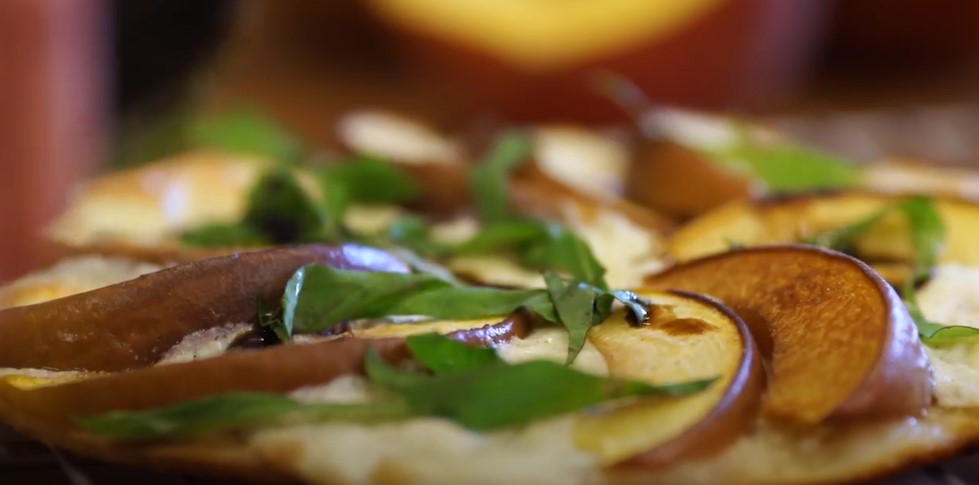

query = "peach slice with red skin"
[
  {"left": 576, "top": 289, "right": 763, "bottom": 468},
  {"left": 0, "top": 244, "right": 409, "bottom": 372},
  {"left": 644, "top": 245, "right": 932, "bottom": 424}
]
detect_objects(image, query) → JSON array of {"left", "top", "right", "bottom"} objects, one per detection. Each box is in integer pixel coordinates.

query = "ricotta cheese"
[
  {"left": 917, "top": 264, "right": 979, "bottom": 408},
  {"left": 250, "top": 329, "right": 606, "bottom": 485}
]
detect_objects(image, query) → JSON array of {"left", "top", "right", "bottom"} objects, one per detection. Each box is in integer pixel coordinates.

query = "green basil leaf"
[
  {"left": 470, "top": 131, "right": 533, "bottom": 223},
  {"left": 706, "top": 131, "right": 860, "bottom": 192},
  {"left": 405, "top": 333, "right": 502, "bottom": 375},
  {"left": 804, "top": 208, "right": 890, "bottom": 251},
  {"left": 544, "top": 272, "right": 597, "bottom": 365},
  {"left": 367, "top": 336, "right": 715, "bottom": 432},
  {"left": 320, "top": 157, "right": 422, "bottom": 214},
  {"left": 181, "top": 169, "right": 338, "bottom": 247},
  {"left": 257, "top": 297, "right": 287, "bottom": 344},
  {"left": 454, "top": 220, "right": 549, "bottom": 255},
  {"left": 243, "top": 169, "right": 340, "bottom": 243},
  {"left": 382, "top": 247, "right": 464, "bottom": 286},
  {"left": 180, "top": 223, "right": 269, "bottom": 247},
  {"left": 280, "top": 265, "right": 554, "bottom": 337},
  {"left": 384, "top": 216, "right": 448, "bottom": 256},
  {"left": 78, "top": 392, "right": 412, "bottom": 442},
  {"left": 522, "top": 224, "right": 608, "bottom": 290},
  {"left": 189, "top": 109, "right": 303, "bottom": 165},
  {"left": 897, "top": 197, "right": 946, "bottom": 281}
]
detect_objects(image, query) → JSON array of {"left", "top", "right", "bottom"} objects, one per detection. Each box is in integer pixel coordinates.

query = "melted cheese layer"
[
  {"left": 252, "top": 329, "right": 605, "bottom": 485},
  {"left": 918, "top": 264, "right": 979, "bottom": 408}
]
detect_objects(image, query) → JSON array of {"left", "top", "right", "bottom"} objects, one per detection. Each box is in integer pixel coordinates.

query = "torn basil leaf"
[
  {"left": 244, "top": 169, "right": 340, "bottom": 244},
  {"left": 319, "top": 157, "right": 422, "bottom": 218},
  {"left": 78, "top": 392, "right": 412, "bottom": 442},
  {"left": 470, "top": 130, "right": 533, "bottom": 224},
  {"left": 189, "top": 109, "right": 304, "bottom": 165},
  {"left": 523, "top": 224, "right": 608, "bottom": 290},
  {"left": 181, "top": 169, "right": 339, "bottom": 247},
  {"left": 454, "top": 219, "right": 549, "bottom": 255},
  {"left": 383, "top": 216, "right": 448, "bottom": 256},
  {"left": 544, "top": 272, "right": 599, "bottom": 365},
  {"left": 81, "top": 333, "right": 713, "bottom": 441},
  {"left": 804, "top": 208, "right": 889, "bottom": 251},
  {"left": 405, "top": 332, "right": 502, "bottom": 375},
  {"left": 898, "top": 196, "right": 946, "bottom": 281},
  {"left": 704, "top": 128, "right": 860, "bottom": 193},
  {"left": 366, "top": 335, "right": 714, "bottom": 431},
  {"left": 278, "top": 265, "right": 646, "bottom": 365},
  {"left": 542, "top": 274, "right": 651, "bottom": 363},
  {"left": 280, "top": 265, "right": 554, "bottom": 337},
  {"left": 257, "top": 297, "right": 287, "bottom": 344}
]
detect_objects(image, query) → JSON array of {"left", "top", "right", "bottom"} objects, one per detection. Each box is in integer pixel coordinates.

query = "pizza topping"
[
  {"left": 645, "top": 245, "right": 932, "bottom": 423},
  {"left": 0, "top": 244, "right": 410, "bottom": 371},
  {"left": 805, "top": 196, "right": 979, "bottom": 344},
  {"left": 277, "top": 263, "right": 649, "bottom": 363},
  {"left": 77, "top": 333, "right": 713, "bottom": 441}
]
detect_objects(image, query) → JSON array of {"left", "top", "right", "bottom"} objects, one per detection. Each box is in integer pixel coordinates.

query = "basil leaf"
[
  {"left": 544, "top": 272, "right": 597, "bottom": 365},
  {"left": 406, "top": 333, "right": 502, "bottom": 375},
  {"left": 280, "top": 265, "right": 554, "bottom": 337},
  {"left": 454, "top": 220, "right": 549, "bottom": 255},
  {"left": 189, "top": 109, "right": 303, "bottom": 165},
  {"left": 257, "top": 297, "right": 287, "bottom": 344},
  {"left": 181, "top": 169, "right": 337, "bottom": 247},
  {"left": 706, "top": 131, "right": 859, "bottom": 193},
  {"left": 382, "top": 247, "right": 464, "bottom": 286},
  {"left": 180, "top": 223, "right": 269, "bottom": 247},
  {"left": 471, "top": 131, "right": 533, "bottom": 223},
  {"left": 367, "top": 336, "right": 714, "bottom": 431},
  {"left": 320, "top": 157, "right": 422, "bottom": 217},
  {"left": 244, "top": 169, "right": 340, "bottom": 243},
  {"left": 384, "top": 216, "right": 448, "bottom": 256},
  {"left": 522, "top": 224, "right": 608, "bottom": 290},
  {"left": 897, "top": 197, "right": 946, "bottom": 281},
  {"left": 78, "top": 392, "right": 412, "bottom": 442},
  {"left": 804, "top": 209, "right": 889, "bottom": 251},
  {"left": 82, "top": 333, "right": 714, "bottom": 441}
]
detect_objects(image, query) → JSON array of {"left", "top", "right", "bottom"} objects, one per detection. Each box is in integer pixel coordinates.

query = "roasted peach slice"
[
  {"left": 645, "top": 245, "right": 932, "bottom": 424},
  {"left": 576, "top": 290, "right": 762, "bottom": 467},
  {"left": 667, "top": 192, "right": 979, "bottom": 282}
]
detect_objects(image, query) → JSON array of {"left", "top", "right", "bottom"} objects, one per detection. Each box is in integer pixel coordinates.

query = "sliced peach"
[
  {"left": 0, "top": 244, "right": 409, "bottom": 371},
  {"left": 575, "top": 290, "right": 762, "bottom": 467},
  {"left": 667, "top": 191, "right": 979, "bottom": 282},
  {"left": 627, "top": 140, "right": 756, "bottom": 219},
  {"left": 644, "top": 245, "right": 932, "bottom": 423}
]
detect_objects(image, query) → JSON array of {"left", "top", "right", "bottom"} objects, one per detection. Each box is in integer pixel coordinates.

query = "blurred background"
[{"left": 2, "top": 0, "right": 979, "bottom": 281}]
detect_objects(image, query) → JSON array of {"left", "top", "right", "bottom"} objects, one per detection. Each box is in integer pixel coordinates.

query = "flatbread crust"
[{"left": 3, "top": 261, "right": 979, "bottom": 485}]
